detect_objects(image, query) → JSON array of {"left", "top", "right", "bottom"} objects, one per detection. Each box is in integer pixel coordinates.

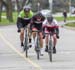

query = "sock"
[{"left": 29, "top": 38, "right": 31, "bottom": 43}]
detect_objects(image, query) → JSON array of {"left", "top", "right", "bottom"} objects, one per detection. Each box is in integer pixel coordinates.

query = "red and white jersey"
[{"left": 43, "top": 19, "right": 58, "bottom": 28}]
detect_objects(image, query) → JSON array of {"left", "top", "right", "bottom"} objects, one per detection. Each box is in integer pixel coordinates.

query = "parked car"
[
  {"left": 70, "top": 6, "right": 75, "bottom": 14},
  {"left": 40, "top": 9, "right": 51, "bottom": 17}
]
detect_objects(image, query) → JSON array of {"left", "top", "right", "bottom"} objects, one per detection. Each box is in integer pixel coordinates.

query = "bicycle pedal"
[
  {"left": 40, "top": 53, "right": 44, "bottom": 56},
  {"left": 28, "top": 43, "right": 32, "bottom": 48},
  {"left": 35, "top": 47, "right": 40, "bottom": 51}
]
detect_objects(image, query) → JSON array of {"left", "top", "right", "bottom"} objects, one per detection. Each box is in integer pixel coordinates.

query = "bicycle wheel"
[
  {"left": 36, "top": 36, "right": 40, "bottom": 60},
  {"left": 24, "top": 29, "right": 28, "bottom": 58},
  {"left": 48, "top": 39, "right": 53, "bottom": 62},
  {"left": 24, "top": 37, "right": 28, "bottom": 57}
]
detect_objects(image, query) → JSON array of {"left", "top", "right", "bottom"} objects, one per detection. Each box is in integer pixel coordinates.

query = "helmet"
[
  {"left": 35, "top": 12, "right": 43, "bottom": 18},
  {"left": 23, "top": 5, "right": 31, "bottom": 12},
  {"left": 47, "top": 15, "right": 53, "bottom": 23}
]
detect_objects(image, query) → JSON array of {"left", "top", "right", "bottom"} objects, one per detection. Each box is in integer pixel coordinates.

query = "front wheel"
[
  {"left": 37, "top": 51, "right": 40, "bottom": 60},
  {"left": 24, "top": 37, "right": 28, "bottom": 58},
  {"left": 48, "top": 39, "right": 53, "bottom": 62}
]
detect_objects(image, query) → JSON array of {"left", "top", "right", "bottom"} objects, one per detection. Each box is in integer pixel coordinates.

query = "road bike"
[
  {"left": 23, "top": 26, "right": 29, "bottom": 57},
  {"left": 45, "top": 31, "right": 53, "bottom": 62},
  {"left": 32, "top": 30, "right": 41, "bottom": 60}
]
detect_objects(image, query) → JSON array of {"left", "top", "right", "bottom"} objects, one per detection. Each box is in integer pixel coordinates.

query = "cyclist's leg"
[
  {"left": 45, "top": 35, "right": 48, "bottom": 52},
  {"left": 45, "top": 28, "right": 49, "bottom": 52},
  {"left": 38, "top": 32, "right": 43, "bottom": 55},
  {"left": 20, "top": 28, "right": 24, "bottom": 46},
  {"left": 53, "top": 33, "right": 57, "bottom": 53},
  {"left": 53, "top": 34, "right": 57, "bottom": 47},
  {"left": 39, "top": 32, "right": 43, "bottom": 48},
  {"left": 32, "top": 27, "right": 37, "bottom": 41},
  {"left": 20, "top": 21, "right": 28, "bottom": 46},
  {"left": 28, "top": 24, "right": 32, "bottom": 47},
  {"left": 17, "top": 21, "right": 25, "bottom": 46}
]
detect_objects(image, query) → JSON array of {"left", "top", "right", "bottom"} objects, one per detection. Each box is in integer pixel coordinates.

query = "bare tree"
[
  {"left": 0, "top": 0, "right": 2, "bottom": 21},
  {"left": 16, "top": 0, "right": 27, "bottom": 13},
  {"left": 6, "top": 0, "right": 13, "bottom": 22},
  {"left": 22, "top": 0, "right": 27, "bottom": 9},
  {"left": 16, "top": 0, "right": 21, "bottom": 13}
]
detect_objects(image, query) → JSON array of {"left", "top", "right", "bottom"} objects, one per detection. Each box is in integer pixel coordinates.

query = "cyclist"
[
  {"left": 16, "top": 5, "right": 34, "bottom": 46},
  {"left": 63, "top": 10, "right": 67, "bottom": 22},
  {"left": 43, "top": 15, "right": 59, "bottom": 54},
  {"left": 30, "top": 12, "right": 45, "bottom": 55}
]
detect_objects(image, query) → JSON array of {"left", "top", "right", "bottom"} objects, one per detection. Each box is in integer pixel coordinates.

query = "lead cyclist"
[{"left": 16, "top": 5, "right": 34, "bottom": 47}]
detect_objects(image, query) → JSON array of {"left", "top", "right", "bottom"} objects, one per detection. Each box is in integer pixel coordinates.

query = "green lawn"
[
  {"left": 0, "top": 12, "right": 18, "bottom": 26},
  {"left": 0, "top": 12, "right": 75, "bottom": 26},
  {"left": 65, "top": 22, "right": 75, "bottom": 27},
  {"left": 55, "top": 16, "right": 75, "bottom": 21}
]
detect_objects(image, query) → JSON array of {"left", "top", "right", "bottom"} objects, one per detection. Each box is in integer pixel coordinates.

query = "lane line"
[{"left": 0, "top": 31, "right": 41, "bottom": 70}]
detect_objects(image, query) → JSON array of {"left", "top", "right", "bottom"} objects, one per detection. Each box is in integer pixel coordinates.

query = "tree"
[
  {"left": 6, "top": 0, "right": 13, "bottom": 22},
  {"left": 0, "top": 0, "right": 13, "bottom": 22},
  {"left": 16, "top": 0, "right": 27, "bottom": 13},
  {"left": 16, "top": 0, "right": 21, "bottom": 13},
  {"left": 0, "top": 0, "right": 2, "bottom": 21}
]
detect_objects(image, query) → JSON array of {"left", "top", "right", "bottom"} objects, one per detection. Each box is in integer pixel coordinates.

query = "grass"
[
  {"left": 0, "top": 12, "right": 75, "bottom": 26},
  {"left": 0, "top": 12, "right": 18, "bottom": 26},
  {"left": 65, "top": 22, "right": 75, "bottom": 27},
  {"left": 55, "top": 16, "right": 75, "bottom": 21}
]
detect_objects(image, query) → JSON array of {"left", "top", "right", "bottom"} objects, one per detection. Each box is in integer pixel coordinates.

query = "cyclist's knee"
[
  {"left": 32, "top": 32, "right": 36, "bottom": 38},
  {"left": 53, "top": 34, "right": 57, "bottom": 40},
  {"left": 39, "top": 32, "right": 43, "bottom": 39},
  {"left": 20, "top": 29, "right": 24, "bottom": 35},
  {"left": 20, "top": 32, "right": 24, "bottom": 36}
]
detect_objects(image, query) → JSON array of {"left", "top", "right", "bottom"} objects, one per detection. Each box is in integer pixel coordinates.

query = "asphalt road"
[{"left": 0, "top": 24, "right": 75, "bottom": 70}]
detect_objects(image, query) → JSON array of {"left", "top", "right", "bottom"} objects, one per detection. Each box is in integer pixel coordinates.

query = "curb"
[{"left": 63, "top": 26, "right": 75, "bottom": 30}]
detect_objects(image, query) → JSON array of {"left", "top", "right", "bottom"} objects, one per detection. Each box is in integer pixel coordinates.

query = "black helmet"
[
  {"left": 47, "top": 15, "right": 53, "bottom": 23},
  {"left": 23, "top": 5, "right": 31, "bottom": 12},
  {"left": 35, "top": 12, "right": 43, "bottom": 18}
]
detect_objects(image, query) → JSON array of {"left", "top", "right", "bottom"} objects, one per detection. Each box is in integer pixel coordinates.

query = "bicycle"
[
  {"left": 32, "top": 30, "right": 40, "bottom": 60},
  {"left": 45, "top": 31, "right": 53, "bottom": 62},
  {"left": 23, "top": 25, "right": 29, "bottom": 57}
]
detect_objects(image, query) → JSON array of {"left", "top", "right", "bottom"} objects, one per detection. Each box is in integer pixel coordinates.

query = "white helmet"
[{"left": 23, "top": 5, "right": 31, "bottom": 12}]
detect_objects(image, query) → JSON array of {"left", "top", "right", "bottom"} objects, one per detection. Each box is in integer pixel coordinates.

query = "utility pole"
[
  {"left": 49, "top": 0, "right": 53, "bottom": 14},
  {"left": 69, "top": 0, "right": 71, "bottom": 15},
  {"left": 37, "top": 2, "right": 40, "bottom": 11},
  {"left": 0, "top": 0, "right": 2, "bottom": 21}
]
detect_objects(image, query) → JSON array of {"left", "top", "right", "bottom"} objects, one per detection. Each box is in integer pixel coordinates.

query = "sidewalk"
[{"left": 53, "top": 13, "right": 75, "bottom": 17}]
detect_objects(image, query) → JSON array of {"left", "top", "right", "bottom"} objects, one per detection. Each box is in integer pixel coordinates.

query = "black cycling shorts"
[
  {"left": 17, "top": 18, "right": 31, "bottom": 29},
  {"left": 31, "top": 23, "right": 43, "bottom": 32}
]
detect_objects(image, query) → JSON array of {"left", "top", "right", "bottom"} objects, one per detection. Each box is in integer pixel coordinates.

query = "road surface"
[{"left": 0, "top": 25, "right": 75, "bottom": 70}]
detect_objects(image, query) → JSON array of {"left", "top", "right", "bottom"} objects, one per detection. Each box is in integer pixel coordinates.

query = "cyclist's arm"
[{"left": 53, "top": 19, "right": 59, "bottom": 38}]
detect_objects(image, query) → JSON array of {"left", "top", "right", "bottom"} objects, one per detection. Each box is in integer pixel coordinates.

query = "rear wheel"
[
  {"left": 48, "top": 39, "right": 53, "bottom": 62},
  {"left": 36, "top": 37, "right": 40, "bottom": 60}
]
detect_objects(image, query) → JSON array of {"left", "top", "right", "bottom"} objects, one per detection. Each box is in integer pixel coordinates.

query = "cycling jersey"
[
  {"left": 43, "top": 19, "right": 58, "bottom": 27},
  {"left": 18, "top": 10, "right": 33, "bottom": 19},
  {"left": 43, "top": 19, "right": 59, "bottom": 34},
  {"left": 30, "top": 13, "right": 45, "bottom": 31},
  {"left": 17, "top": 10, "right": 34, "bottom": 29}
]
